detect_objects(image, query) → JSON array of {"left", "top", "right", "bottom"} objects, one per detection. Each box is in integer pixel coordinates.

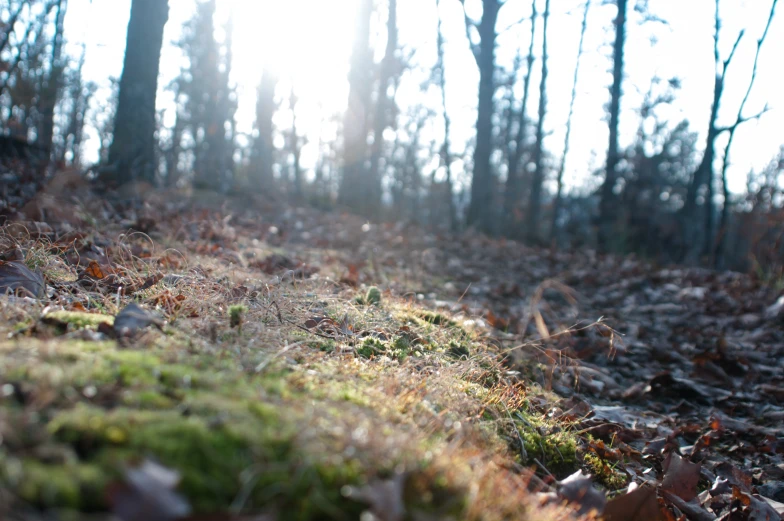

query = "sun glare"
[{"left": 229, "top": 0, "right": 355, "bottom": 110}]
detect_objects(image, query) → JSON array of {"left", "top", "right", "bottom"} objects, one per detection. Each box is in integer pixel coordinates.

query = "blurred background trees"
[{"left": 1, "top": 0, "right": 782, "bottom": 276}]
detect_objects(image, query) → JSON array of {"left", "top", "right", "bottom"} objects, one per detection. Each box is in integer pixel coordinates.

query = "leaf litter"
[{"left": 0, "top": 192, "right": 782, "bottom": 520}]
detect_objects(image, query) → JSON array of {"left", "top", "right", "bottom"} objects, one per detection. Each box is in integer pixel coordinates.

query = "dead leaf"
[
  {"left": 662, "top": 452, "right": 701, "bottom": 502},
  {"left": 0, "top": 260, "right": 45, "bottom": 298},
  {"left": 660, "top": 489, "right": 716, "bottom": 521},
  {"left": 114, "top": 303, "right": 164, "bottom": 336},
  {"left": 604, "top": 485, "right": 666, "bottom": 521},
  {"left": 342, "top": 473, "right": 406, "bottom": 521},
  {"left": 107, "top": 459, "right": 191, "bottom": 521},
  {"left": 558, "top": 470, "right": 606, "bottom": 515}
]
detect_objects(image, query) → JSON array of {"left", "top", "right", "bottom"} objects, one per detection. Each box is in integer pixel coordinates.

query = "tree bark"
[
  {"left": 106, "top": 0, "right": 169, "bottom": 186},
  {"left": 597, "top": 0, "right": 627, "bottom": 251}
]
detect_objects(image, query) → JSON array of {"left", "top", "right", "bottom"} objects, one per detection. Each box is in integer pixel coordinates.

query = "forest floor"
[{"left": 0, "top": 184, "right": 783, "bottom": 521}]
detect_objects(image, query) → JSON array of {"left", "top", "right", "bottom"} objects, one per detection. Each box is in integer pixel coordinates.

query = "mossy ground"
[{"left": 0, "top": 212, "right": 591, "bottom": 520}]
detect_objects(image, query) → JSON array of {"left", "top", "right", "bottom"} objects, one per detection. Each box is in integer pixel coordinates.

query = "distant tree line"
[{"left": 0, "top": 0, "right": 782, "bottom": 278}]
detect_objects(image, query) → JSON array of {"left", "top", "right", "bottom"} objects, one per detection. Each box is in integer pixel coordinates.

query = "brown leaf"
[
  {"left": 342, "top": 473, "right": 406, "bottom": 521},
  {"left": 107, "top": 459, "right": 191, "bottom": 521},
  {"left": 659, "top": 489, "right": 716, "bottom": 521},
  {"left": 662, "top": 453, "right": 701, "bottom": 502},
  {"left": 604, "top": 485, "right": 666, "bottom": 521},
  {"left": 114, "top": 303, "right": 164, "bottom": 336},
  {"left": 0, "top": 260, "right": 45, "bottom": 298},
  {"left": 558, "top": 470, "right": 606, "bottom": 515}
]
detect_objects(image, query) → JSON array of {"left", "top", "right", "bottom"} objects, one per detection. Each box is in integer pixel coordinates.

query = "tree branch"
[{"left": 458, "top": 0, "right": 481, "bottom": 66}]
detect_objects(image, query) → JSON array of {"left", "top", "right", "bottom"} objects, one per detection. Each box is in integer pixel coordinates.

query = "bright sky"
[{"left": 63, "top": 0, "right": 784, "bottom": 195}]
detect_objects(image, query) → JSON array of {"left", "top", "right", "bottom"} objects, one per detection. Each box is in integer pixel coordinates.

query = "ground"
[{"left": 0, "top": 189, "right": 782, "bottom": 520}]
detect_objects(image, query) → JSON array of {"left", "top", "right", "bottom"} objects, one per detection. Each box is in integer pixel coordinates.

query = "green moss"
[
  {"left": 356, "top": 337, "right": 387, "bottom": 359},
  {"left": 365, "top": 286, "right": 382, "bottom": 306},
  {"left": 12, "top": 459, "right": 107, "bottom": 510},
  {"left": 228, "top": 304, "right": 247, "bottom": 330},
  {"left": 511, "top": 411, "right": 578, "bottom": 477},
  {"left": 583, "top": 452, "right": 628, "bottom": 490},
  {"left": 43, "top": 310, "right": 114, "bottom": 329},
  {"left": 447, "top": 340, "right": 470, "bottom": 360},
  {"left": 416, "top": 310, "right": 456, "bottom": 327}
]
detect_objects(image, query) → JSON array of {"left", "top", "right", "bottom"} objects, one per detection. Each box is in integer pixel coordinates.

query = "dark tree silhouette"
[
  {"left": 525, "top": 0, "right": 550, "bottom": 242},
  {"left": 551, "top": 0, "right": 591, "bottom": 240},
  {"left": 597, "top": 0, "right": 627, "bottom": 251},
  {"left": 503, "top": 0, "right": 537, "bottom": 237},
  {"left": 250, "top": 67, "right": 277, "bottom": 192},
  {"left": 461, "top": 0, "right": 502, "bottom": 234},
  {"left": 337, "top": 0, "right": 374, "bottom": 216},
  {"left": 105, "top": 0, "right": 169, "bottom": 186}
]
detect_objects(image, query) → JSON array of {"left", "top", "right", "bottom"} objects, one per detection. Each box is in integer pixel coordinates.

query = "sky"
[{"left": 62, "top": 0, "right": 784, "bottom": 195}]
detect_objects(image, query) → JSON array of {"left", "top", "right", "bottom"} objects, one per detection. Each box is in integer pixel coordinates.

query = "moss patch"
[{"left": 42, "top": 310, "right": 114, "bottom": 329}]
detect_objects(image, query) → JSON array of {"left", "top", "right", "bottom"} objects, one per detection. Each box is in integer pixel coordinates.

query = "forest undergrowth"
[{"left": 1, "top": 187, "right": 782, "bottom": 521}]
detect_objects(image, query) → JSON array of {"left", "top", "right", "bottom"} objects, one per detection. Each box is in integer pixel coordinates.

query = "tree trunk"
[
  {"left": 38, "top": 0, "right": 66, "bottom": 161},
  {"left": 105, "top": 0, "right": 169, "bottom": 186},
  {"left": 367, "top": 0, "right": 397, "bottom": 219},
  {"left": 435, "top": 0, "right": 456, "bottom": 231},
  {"left": 337, "top": 0, "right": 374, "bottom": 215},
  {"left": 525, "top": 0, "right": 550, "bottom": 243},
  {"left": 466, "top": 0, "right": 501, "bottom": 234},
  {"left": 251, "top": 67, "right": 277, "bottom": 191},
  {"left": 504, "top": 0, "right": 537, "bottom": 237},
  {"left": 597, "top": 0, "right": 627, "bottom": 251},
  {"left": 551, "top": 0, "right": 590, "bottom": 241}
]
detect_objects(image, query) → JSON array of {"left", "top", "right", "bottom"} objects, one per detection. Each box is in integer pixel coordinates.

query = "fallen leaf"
[
  {"left": 604, "top": 485, "right": 666, "bottom": 521},
  {"left": 114, "top": 303, "right": 164, "bottom": 336},
  {"left": 0, "top": 260, "right": 45, "bottom": 298},
  {"left": 558, "top": 470, "right": 606, "bottom": 515},
  {"left": 662, "top": 452, "right": 701, "bottom": 502},
  {"left": 107, "top": 459, "right": 191, "bottom": 521}
]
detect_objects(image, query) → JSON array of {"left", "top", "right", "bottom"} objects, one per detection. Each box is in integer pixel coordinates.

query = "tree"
[
  {"left": 178, "top": 1, "right": 236, "bottom": 192},
  {"left": 551, "top": 0, "right": 591, "bottom": 240},
  {"left": 434, "top": 0, "right": 457, "bottom": 231},
  {"left": 525, "top": 0, "right": 550, "bottom": 242},
  {"left": 461, "top": 0, "right": 502, "bottom": 234},
  {"left": 337, "top": 0, "right": 374, "bottom": 215},
  {"left": 367, "top": 0, "right": 398, "bottom": 218},
  {"left": 37, "top": 0, "right": 66, "bottom": 161},
  {"left": 714, "top": 0, "right": 778, "bottom": 265},
  {"left": 503, "top": 0, "right": 537, "bottom": 237},
  {"left": 249, "top": 66, "right": 277, "bottom": 191},
  {"left": 597, "top": 0, "right": 627, "bottom": 251},
  {"left": 105, "top": 0, "right": 169, "bottom": 186}
]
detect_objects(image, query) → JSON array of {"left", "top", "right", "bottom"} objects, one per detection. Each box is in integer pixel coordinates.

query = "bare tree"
[
  {"left": 37, "top": 0, "right": 65, "bottom": 160},
  {"left": 503, "top": 0, "right": 537, "bottom": 237},
  {"left": 551, "top": 0, "right": 591, "bottom": 240},
  {"left": 461, "top": 0, "right": 502, "bottom": 234},
  {"left": 597, "top": 0, "right": 628, "bottom": 251},
  {"left": 525, "top": 0, "right": 550, "bottom": 242},
  {"left": 714, "top": 0, "right": 778, "bottom": 265},
  {"left": 337, "top": 0, "right": 374, "bottom": 215},
  {"left": 435, "top": 0, "right": 457, "bottom": 230},
  {"left": 105, "top": 0, "right": 169, "bottom": 186},
  {"left": 250, "top": 67, "right": 277, "bottom": 191},
  {"left": 367, "top": 0, "right": 398, "bottom": 218}
]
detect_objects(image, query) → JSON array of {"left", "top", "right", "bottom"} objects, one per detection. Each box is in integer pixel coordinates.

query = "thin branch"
[
  {"left": 721, "top": 29, "right": 745, "bottom": 73},
  {"left": 458, "top": 0, "right": 481, "bottom": 65}
]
